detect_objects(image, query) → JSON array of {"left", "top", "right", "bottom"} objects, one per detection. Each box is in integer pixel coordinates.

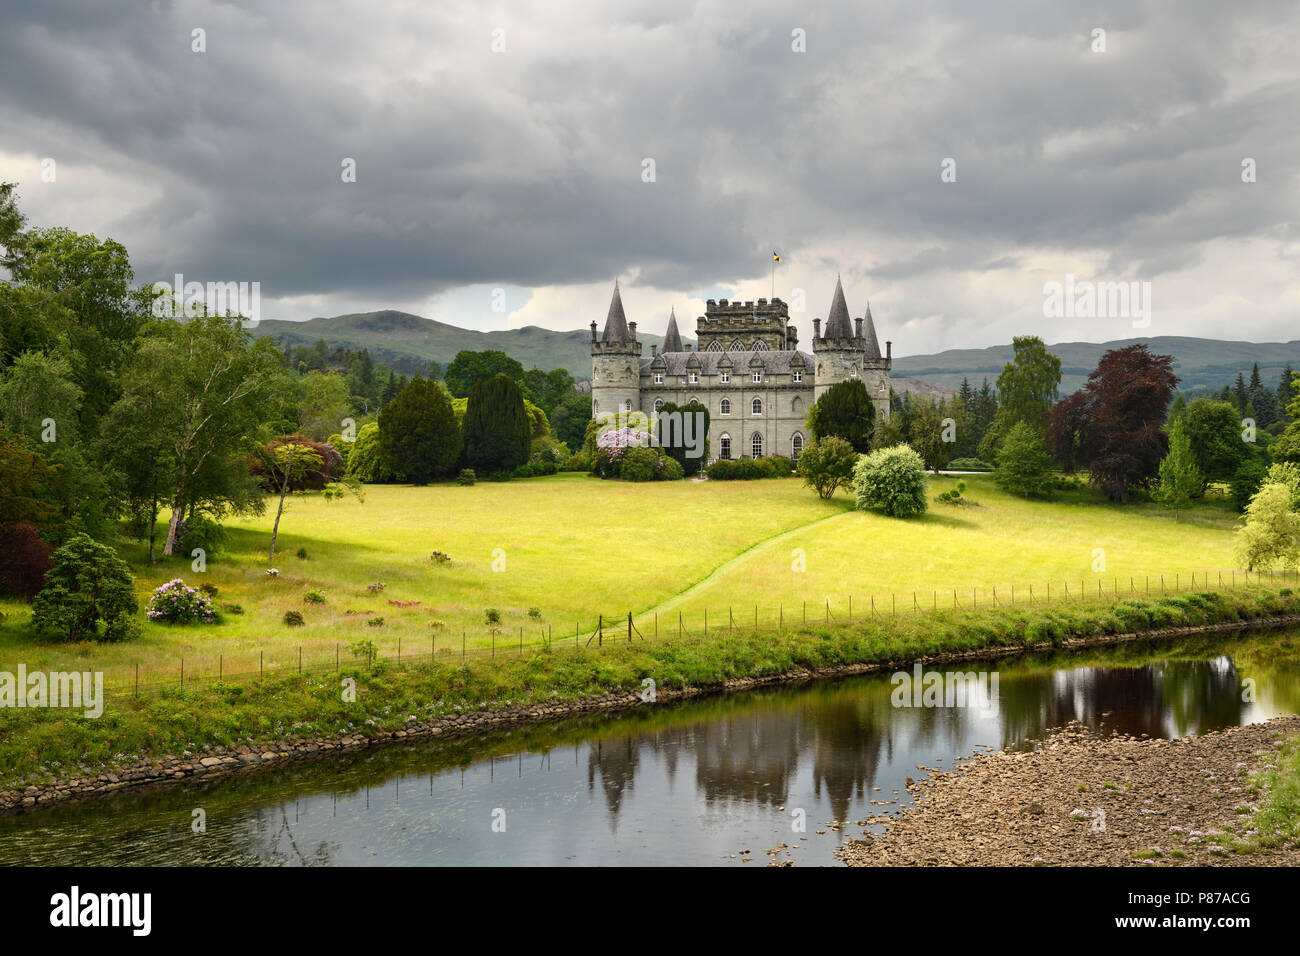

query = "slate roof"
[
  {"left": 823, "top": 276, "right": 854, "bottom": 339},
  {"left": 862, "top": 302, "right": 882, "bottom": 359},
  {"left": 601, "top": 282, "right": 631, "bottom": 343},
  {"left": 661, "top": 309, "right": 683, "bottom": 353},
  {"left": 644, "top": 349, "right": 810, "bottom": 376}
]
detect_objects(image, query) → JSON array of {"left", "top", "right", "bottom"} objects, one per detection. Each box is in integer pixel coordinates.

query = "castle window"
[
  {"left": 752, "top": 371, "right": 762, "bottom": 383},
  {"left": 751, "top": 433, "right": 763, "bottom": 458},
  {"left": 653, "top": 399, "right": 664, "bottom": 413},
  {"left": 689, "top": 372, "right": 698, "bottom": 384},
  {"left": 752, "top": 340, "right": 768, "bottom": 350},
  {"left": 792, "top": 370, "right": 802, "bottom": 383},
  {"left": 791, "top": 396, "right": 802, "bottom": 414},
  {"left": 719, "top": 434, "right": 732, "bottom": 459},
  {"left": 752, "top": 398, "right": 762, "bottom": 415},
  {"left": 622, "top": 400, "right": 632, "bottom": 412},
  {"left": 720, "top": 371, "right": 729, "bottom": 384},
  {"left": 654, "top": 372, "right": 663, "bottom": 384},
  {"left": 592, "top": 400, "right": 598, "bottom": 414},
  {"left": 720, "top": 399, "right": 731, "bottom": 415},
  {"left": 729, "top": 339, "right": 746, "bottom": 351},
  {"left": 706, "top": 341, "right": 723, "bottom": 352},
  {"left": 791, "top": 433, "right": 804, "bottom": 461}
]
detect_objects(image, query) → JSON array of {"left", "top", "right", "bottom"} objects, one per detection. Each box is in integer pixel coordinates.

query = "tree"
[
  {"left": 0, "top": 350, "right": 83, "bottom": 444},
  {"left": 344, "top": 422, "right": 397, "bottom": 483},
  {"left": 807, "top": 379, "right": 875, "bottom": 453},
  {"left": 853, "top": 444, "right": 928, "bottom": 518},
  {"left": 462, "top": 374, "right": 531, "bottom": 473},
  {"left": 0, "top": 427, "right": 61, "bottom": 531},
  {"left": 1179, "top": 398, "right": 1248, "bottom": 494},
  {"left": 263, "top": 439, "right": 324, "bottom": 563},
  {"left": 908, "top": 398, "right": 958, "bottom": 473},
  {"left": 797, "top": 436, "right": 858, "bottom": 499},
  {"left": 995, "top": 336, "right": 1061, "bottom": 429},
  {"left": 98, "top": 379, "right": 174, "bottom": 563},
  {"left": 1152, "top": 420, "right": 1203, "bottom": 520},
  {"left": 1273, "top": 372, "right": 1300, "bottom": 463},
  {"left": 1044, "top": 344, "right": 1179, "bottom": 501},
  {"left": 994, "top": 422, "right": 1055, "bottom": 498},
  {"left": 115, "top": 314, "right": 283, "bottom": 555},
  {"left": 444, "top": 350, "right": 527, "bottom": 398},
  {"left": 1248, "top": 363, "right": 1278, "bottom": 428},
  {"left": 30, "top": 533, "right": 139, "bottom": 642},
  {"left": 1278, "top": 364, "right": 1297, "bottom": 420},
  {"left": 0, "top": 522, "right": 52, "bottom": 599},
  {"left": 378, "top": 377, "right": 461, "bottom": 484},
  {"left": 296, "top": 371, "right": 352, "bottom": 441},
  {"left": 1234, "top": 482, "right": 1300, "bottom": 571},
  {"left": 656, "top": 400, "right": 710, "bottom": 477}
]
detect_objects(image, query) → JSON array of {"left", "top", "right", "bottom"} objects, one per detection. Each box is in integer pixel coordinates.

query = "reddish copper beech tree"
[{"left": 1046, "top": 344, "right": 1179, "bottom": 502}]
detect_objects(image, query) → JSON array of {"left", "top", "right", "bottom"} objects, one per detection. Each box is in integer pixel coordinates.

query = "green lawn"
[{"left": 0, "top": 472, "right": 1262, "bottom": 691}]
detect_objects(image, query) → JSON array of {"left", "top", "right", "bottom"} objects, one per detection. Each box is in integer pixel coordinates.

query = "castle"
[{"left": 590, "top": 278, "right": 891, "bottom": 462}]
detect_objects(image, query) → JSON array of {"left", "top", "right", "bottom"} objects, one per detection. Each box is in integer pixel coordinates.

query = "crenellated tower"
[
  {"left": 589, "top": 281, "right": 642, "bottom": 419},
  {"left": 811, "top": 276, "right": 891, "bottom": 420}
]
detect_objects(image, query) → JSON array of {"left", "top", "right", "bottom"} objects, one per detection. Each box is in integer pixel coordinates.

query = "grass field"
[{"left": 0, "top": 472, "right": 1260, "bottom": 690}]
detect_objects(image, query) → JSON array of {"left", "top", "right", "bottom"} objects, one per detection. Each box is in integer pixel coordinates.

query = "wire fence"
[{"left": 90, "top": 566, "right": 1299, "bottom": 702}]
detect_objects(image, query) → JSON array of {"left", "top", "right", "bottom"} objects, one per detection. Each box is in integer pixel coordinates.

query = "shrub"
[
  {"left": 488, "top": 469, "right": 512, "bottom": 482},
  {"left": 296, "top": 547, "right": 308, "bottom": 559},
  {"left": 948, "top": 457, "right": 993, "bottom": 472},
  {"left": 366, "top": 582, "right": 385, "bottom": 593},
  {"left": 429, "top": 551, "right": 451, "bottom": 564},
  {"left": 222, "top": 603, "right": 244, "bottom": 615},
  {"left": 484, "top": 608, "right": 501, "bottom": 625},
  {"left": 853, "top": 444, "right": 929, "bottom": 518},
  {"left": 1231, "top": 459, "right": 1268, "bottom": 513},
  {"left": 534, "top": 460, "right": 558, "bottom": 476},
  {"left": 994, "top": 423, "right": 1055, "bottom": 498},
  {"left": 304, "top": 589, "right": 327, "bottom": 604},
  {"left": 620, "top": 446, "right": 661, "bottom": 482},
  {"left": 456, "top": 468, "right": 477, "bottom": 486},
  {"left": 657, "top": 455, "right": 684, "bottom": 481},
  {"left": 30, "top": 534, "right": 139, "bottom": 642},
  {"left": 706, "top": 459, "right": 737, "bottom": 480},
  {"left": 935, "top": 480, "right": 977, "bottom": 506},
  {"left": 798, "top": 437, "right": 858, "bottom": 499},
  {"left": 512, "top": 464, "right": 536, "bottom": 479},
  {"left": 0, "top": 522, "right": 52, "bottom": 599},
  {"left": 175, "top": 515, "right": 228, "bottom": 559},
  {"left": 199, "top": 582, "right": 219, "bottom": 598},
  {"left": 767, "top": 455, "right": 795, "bottom": 476},
  {"left": 1234, "top": 482, "right": 1300, "bottom": 570},
  {"left": 366, "top": 616, "right": 384, "bottom": 627},
  {"left": 563, "top": 451, "right": 591, "bottom": 472},
  {"left": 528, "top": 607, "right": 542, "bottom": 619},
  {"left": 733, "top": 458, "right": 762, "bottom": 480},
  {"left": 283, "top": 610, "right": 305, "bottom": 626},
  {"left": 146, "top": 578, "right": 218, "bottom": 625}
]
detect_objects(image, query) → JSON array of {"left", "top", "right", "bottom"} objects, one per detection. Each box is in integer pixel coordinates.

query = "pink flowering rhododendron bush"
[{"left": 146, "top": 578, "right": 218, "bottom": 624}]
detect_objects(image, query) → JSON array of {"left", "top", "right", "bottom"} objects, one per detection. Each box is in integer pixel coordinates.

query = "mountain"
[
  {"left": 892, "top": 336, "right": 1300, "bottom": 396},
  {"left": 252, "top": 310, "right": 679, "bottom": 379},
  {"left": 253, "top": 313, "right": 1299, "bottom": 397}
]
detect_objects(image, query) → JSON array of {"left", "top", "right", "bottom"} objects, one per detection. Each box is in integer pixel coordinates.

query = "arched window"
[
  {"left": 720, "top": 398, "right": 731, "bottom": 415},
  {"left": 622, "top": 399, "right": 632, "bottom": 412},
  {"left": 752, "top": 340, "right": 768, "bottom": 350},
  {"left": 730, "top": 339, "right": 747, "bottom": 351},
  {"left": 706, "top": 341, "right": 723, "bottom": 352},
  {"left": 719, "top": 434, "right": 732, "bottom": 460},
  {"left": 791, "top": 396, "right": 802, "bottom": 414},
  {"left": 751, "top": 433, "right": 763, "bottom": 458},
  {"left": 752, "top": 398, "right": 763, "bottom": 415},
  {"left": 653, "top": 399, "right": 664, "bottom": 413},
  {"left": 791, "top": 433, "right": 804, "bottom": 460},
  {"left": 592, "top": 400, "right": 598, "bottom": 414}
]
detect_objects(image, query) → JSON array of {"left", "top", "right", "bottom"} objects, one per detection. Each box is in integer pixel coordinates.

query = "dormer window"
[
  {"left": 654, "top": 372, "right": 663, "bottom": 384},
  {"left": 689, "top": 372, "right": 699, "bottom": 384},
  {"left": 792, "top": 370, "right": 802, "bottom": 383},
  {"left": 752, "top": 370, "right": 762, "bottom": 383},
  {"left": 720, "top": 371, "right": 730, "bottom": 384}
]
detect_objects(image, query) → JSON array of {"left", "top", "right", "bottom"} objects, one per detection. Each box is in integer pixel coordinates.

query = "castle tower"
[
  {"left": 589, "top": 281, "right": 642, "bottom": 419},
  {"left": 812, "top": 276, "right": 891, "bottom": 420}
]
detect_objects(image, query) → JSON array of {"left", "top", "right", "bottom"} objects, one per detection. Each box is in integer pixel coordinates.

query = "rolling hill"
[{"left": 252, "top": 312, "right": 1299, "bottom": 398}]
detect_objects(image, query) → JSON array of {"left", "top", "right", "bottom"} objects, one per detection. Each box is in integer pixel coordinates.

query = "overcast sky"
[{"left": 2, "top": 0, "right": 1297, "bottom": 356}]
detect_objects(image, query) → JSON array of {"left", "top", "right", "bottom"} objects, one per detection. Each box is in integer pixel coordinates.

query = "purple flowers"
[
  {"left": 146, "top": 578, "right": 218, "bottom": 625},
  {"left": 429, "top": 551, "right": 451, "bottom": 564},
  {"left": 366, "top": 582, "right": 385, "bottom": 593}
]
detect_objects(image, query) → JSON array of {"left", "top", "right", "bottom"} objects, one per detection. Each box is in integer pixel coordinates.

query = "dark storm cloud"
[{"left": 1, "top": 0, "right": 1296, "bottom": 336}]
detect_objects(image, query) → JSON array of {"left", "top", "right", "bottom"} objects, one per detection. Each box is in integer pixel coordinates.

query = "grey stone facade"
[{"left": 591, "top": 277, "right": 890, "bottom": 462}]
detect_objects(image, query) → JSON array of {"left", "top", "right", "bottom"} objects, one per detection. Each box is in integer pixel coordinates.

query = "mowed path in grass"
[{"left": 646, "top": 474, "right": 1241, "bottom": 623}]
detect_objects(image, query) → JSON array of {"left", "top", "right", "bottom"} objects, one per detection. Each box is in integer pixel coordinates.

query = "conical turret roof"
[
  {"left": 824, "top": 276, "right": 854, "bottom": 339},
  {"left": 601, "top": 281, "right": 631, "bottom": 343},
  {"left": 662, "top": 308, "right": 684, "bottom": 353},
  {"left": 862, "top": 302, "right": 882, "bottom": 358}
]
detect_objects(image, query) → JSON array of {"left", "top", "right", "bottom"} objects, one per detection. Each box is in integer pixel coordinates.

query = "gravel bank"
[{"left": 839, "top": 715, "right": 1300, "bottom": 867}]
